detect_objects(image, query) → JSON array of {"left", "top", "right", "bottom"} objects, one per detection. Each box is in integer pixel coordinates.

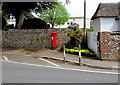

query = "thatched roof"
[{"left": 91, "top": 3, "right": 119, "bottom": 20}]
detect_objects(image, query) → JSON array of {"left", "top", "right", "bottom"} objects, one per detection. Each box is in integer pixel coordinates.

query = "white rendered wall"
[
  {"left": 118, "top": 19, "right": 120, "bottom": 31},
  {"left": 93, "top": 18, "right": 101, "bottom": 32},
  {"left": 100, "top": 17, "right": 118, "bottom": 32},
  {"left": 72, "top": 18, "right": 90, "bottom": 28},
  {"left": 54, "top": 18, "right": 90, "bottom": 29},
  {"left": 87, "top": 31, "right": 98, "bottom": 55}
]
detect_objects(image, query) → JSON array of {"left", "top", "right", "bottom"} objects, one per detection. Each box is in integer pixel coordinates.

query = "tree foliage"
[
  {"left": 67, "top": 28, "right": 84, "bottom": 43},
  {"left": 2, "top": 2, "right": 57, "bottom": 29},
  {"left": 2, "top": 17, "right": 7, "bottom": 30},
  {"left": 21, "top": 18, "right": 49, "bottom": 29},
  {"left": 2, "top": 2, "right": 56, "bottom": 17},
  {"left": 38, "top": 2, "right": 69, "bottom": 28}
]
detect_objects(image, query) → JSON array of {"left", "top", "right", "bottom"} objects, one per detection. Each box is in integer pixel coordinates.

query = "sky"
[{"left": 60, "top": 0, "right": 120, "bottom": 18}]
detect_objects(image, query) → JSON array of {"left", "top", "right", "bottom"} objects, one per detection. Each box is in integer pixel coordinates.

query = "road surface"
[{"left": 2, "top": 60, "right": 118, "bottom": 83}]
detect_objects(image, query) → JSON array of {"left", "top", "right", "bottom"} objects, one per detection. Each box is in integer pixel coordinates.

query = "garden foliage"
[
  {"left": 21, "top": 18, "right": 49, "bottom": 29},
  {"left": 38, "top": 2, "right": 69, "bottom": 28}
]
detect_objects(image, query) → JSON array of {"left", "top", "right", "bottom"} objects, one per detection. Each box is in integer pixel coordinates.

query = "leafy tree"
[
  {"left": 2, "top": 2, "right": 57, "bottom": 29},
  {"left": 21, "top": 18, "right": 49, "bottom": 29},
  {"left": 38, "top": 2, "right": 69, "bottom": 28}
]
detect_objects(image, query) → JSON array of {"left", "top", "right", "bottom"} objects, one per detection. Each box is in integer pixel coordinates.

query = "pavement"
[{"left": 2, "top": 48, "right": 120, "bottom": 70}]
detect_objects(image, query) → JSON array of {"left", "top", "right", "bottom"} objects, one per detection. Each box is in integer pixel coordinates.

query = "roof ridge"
[{"left": 91, "top": 2, "right": 119, "bottom": 20}]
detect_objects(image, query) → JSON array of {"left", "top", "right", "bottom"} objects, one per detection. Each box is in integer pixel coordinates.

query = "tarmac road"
[
  {"left": 1, "top": 48, "right": 119, "bottom": 83},
  {"left": 2, "top": 60, "right": 118, "bottom": 83},
  {"left": 2, "top": 54, "right": 119, "bottom": 73}
]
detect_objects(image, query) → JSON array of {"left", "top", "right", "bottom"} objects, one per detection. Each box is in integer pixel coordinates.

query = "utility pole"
[{"left": 83, "top": 0, "right": 87, "bottom": 45}]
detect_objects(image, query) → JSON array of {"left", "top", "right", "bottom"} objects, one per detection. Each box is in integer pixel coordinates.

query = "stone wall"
[
  {"left": 2, "top": 29, "right": 70, "bottom": 49},
  {"left": 100, "top": 32, "right": 120, "bottom": 61}
]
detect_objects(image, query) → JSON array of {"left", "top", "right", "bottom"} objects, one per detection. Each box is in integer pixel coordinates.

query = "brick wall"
[
  {"left": 2, "top": 29, "right": 70, "bottom": 49},
  {"left": 100, "top": 32, "right": 120, "bottom": 61}
]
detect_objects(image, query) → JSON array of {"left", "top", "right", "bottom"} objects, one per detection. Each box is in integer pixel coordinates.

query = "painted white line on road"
[
  {"left": 39, "top": 58, "right": 61, "bottom": 67},
  {"left": 3, "top": 56, "right": 9, "bottom": 61},
  {"left": 1, "top": 60, "right": 119, "bottom": 75}
]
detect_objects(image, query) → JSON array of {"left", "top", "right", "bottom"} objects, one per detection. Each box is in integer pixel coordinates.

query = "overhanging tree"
[
  {"left": 2, "top": 2, "right": 57, "bottom": 29},
  {"left": 38, "top": 2, "right": 69, "bottom": 28}
]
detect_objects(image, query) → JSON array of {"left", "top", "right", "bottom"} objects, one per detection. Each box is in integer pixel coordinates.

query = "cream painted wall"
[
  {"left": 100, "top": 17, "right": 118, "bottom": 32},
  {"left": 118, "top": 19, "right": 120, "bottom": 31},
  {"left": 93, "top": 18, "right": 101, "bottom": 32},
  {"left": 87, "top": 31, "right": 98, "bottom": 56},
  {"left": 93, "top": 17, "right": 119, "bottom": 32}
]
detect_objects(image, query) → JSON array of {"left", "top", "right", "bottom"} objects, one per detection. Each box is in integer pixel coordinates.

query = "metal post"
[
  {"left": 83, "top": 0, "right": 87, "bottom": 45},
  {"left": 79, "top": 44, "right": 81, "bottom": 66},
  {"left": 63, "top": 45, "right": 66, "bottom": 63}
]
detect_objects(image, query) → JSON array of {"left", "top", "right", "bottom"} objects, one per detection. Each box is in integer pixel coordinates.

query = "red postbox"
[{"left": 51, "top": 32, "right": 57, "bottom": 49}]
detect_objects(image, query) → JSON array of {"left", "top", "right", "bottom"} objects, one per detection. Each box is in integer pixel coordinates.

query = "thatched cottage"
[
  {"left": 87, "top": 2, "right": 120, "bottom": 61},
  {"left": 91, "top": 3, "right": 120, "bottom": 32}
]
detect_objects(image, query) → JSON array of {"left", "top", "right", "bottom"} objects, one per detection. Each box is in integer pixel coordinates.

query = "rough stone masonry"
[
  {"left": 100, "top": 32, "right": 120, "bottom": 61},
  {"left": 2, "top": 29, "right": 70, "bottom": 49}
]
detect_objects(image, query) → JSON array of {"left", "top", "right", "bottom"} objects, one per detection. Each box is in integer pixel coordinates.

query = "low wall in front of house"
[
  {"left": 87, "top": 31, "right": 98, "bottom": 56},
  {"left": 2, "top": 29, "right": 70, "bottom": 49},
  {"left": 100, "top": 32, "right": 120, "bottom": 61},
  {"left": 87, "top": 31, "right": 120, "bottom": 61}
]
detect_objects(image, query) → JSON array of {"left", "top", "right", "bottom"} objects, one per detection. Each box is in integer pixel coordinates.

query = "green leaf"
[{"left": 38, "top": 2, "right": 69, "bottom": 28}]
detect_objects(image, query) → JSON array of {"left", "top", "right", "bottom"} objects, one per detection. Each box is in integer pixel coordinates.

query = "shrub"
[
  {"left": 67, "top": 29, "right": 84, "bottom": 37},
  {"left": 65, "top": 48, "right": 70, "bottom": 52},
  {"left": 73, "top": 47, "right": 78, "bottom": 50},
  {"left": 65, "top": 48, "right": 94, "bottom": 54},
  {"left": 6, "top": 24, "right": 14, "bottom": 29},
  {"left": 2, "top": 17, "right": 15, "bottom": 31},
  {"left": 21, "top": 18, "right": 49, "bottom": 29},
  {"left": 67, "top": 28, "right": 84, "bottom": 47},
  {"left": 67, "top": 30, "right": 76, "bottom": 37},
  {"left": 87, "top": 28, "right": 94, "bottom": 32},
  {"left": 2, "top": 17, "right": 7, "bottom": 30},
  {"left": 64, "top": 38, "right": 75, "bottom": 49},
  {"left": 80, "top": 49, "right": 91, "bottom": 53}
]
